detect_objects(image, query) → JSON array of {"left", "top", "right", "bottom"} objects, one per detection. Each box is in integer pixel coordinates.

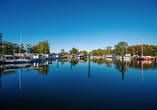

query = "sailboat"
[
  {"left": 2, "top": 34, "right": 33, "bottom": 64},
  {"left": 134, "top": 38, "right": 154, "bottom": 61}
]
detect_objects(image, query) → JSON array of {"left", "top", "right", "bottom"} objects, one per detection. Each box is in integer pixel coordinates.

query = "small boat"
[
  {"left": 134, "top": 56, "right": 154, "bottom": 61},
  {"left": 106, "top": 54, "right": 118, "bottom": 58},
  {"left": 2, "top": 55, "right": 33, "bottom": 64},
  {"left": 78, "top": 52, "right": 84, "bottom": 60},
  {"left": 135, "top": 38, "right": 154, "bottom": 61},
  {"left": 121, "top": 54, "right": 131, "bottom": 59},
  {"left": 143, "top": 56, "right": 154, "bottom": 61},
  {"left": 33, "top": 55, "right": 47, "bottom": 62}
]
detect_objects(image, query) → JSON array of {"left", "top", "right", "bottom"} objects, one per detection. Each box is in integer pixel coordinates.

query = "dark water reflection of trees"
[
  {"left": 32, "top": 65, "right": 49, "bottom": 76},
  {"left": 91, "top": 58, "right": 157, "bottom": 71},
  {"left": 0, "top": 63, "right": 50, "bottom": 76}
]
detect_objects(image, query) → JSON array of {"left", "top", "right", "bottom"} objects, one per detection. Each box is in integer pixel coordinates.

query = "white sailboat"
[{"left": 2, "top": 34, "right": 33, "bottom": 64}]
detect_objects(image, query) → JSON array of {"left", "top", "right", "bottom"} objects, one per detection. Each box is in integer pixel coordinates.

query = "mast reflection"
[
  {"left": 0, "top": 74, "right": 1, "bottom": 88},
  {"left": 88, "top": 54, "right": 90, "bottom": 78},
  {"left": 71, "top": 59, "right": 72, "bottom": 70},
  {"left": 57, "top": 59, "right": 58, "bottom": 68},
  {"left": 19, "top": 69, "right": 21, "bottom": 89}
]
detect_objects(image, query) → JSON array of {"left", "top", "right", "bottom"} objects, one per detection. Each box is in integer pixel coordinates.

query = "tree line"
[
  {"left": 0, "top": 33, "right": 50, "bottom": 55},
  {"left": 61, "top": 41, "right": 157, "bottom": 57},
  {"left": 61, "top": 48, "right": 88, "bottom": 56},
  {"left": 90, "top": 41, "right": 157, "bottom": 56}
]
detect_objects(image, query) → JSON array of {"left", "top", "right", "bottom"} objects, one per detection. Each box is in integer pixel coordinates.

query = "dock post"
[
  {"left": 48, "top": 56, "right": 49, "bottom": 64},
  {"left": 57, "top": 59, "right": 58, "bottom": 68},
  {"left": 88, "top": 53, "right": 90, "bottom": 78},
  {"left": 36, "top": 57, "right": 37, "bottom": 64},
  {"left": 71, "top": 57, "right": 72, "bottom": 70},
  {"left": 122, "top": 53, "right": 124, "bottom": 80},
  {"left": 122, "top": 53, "right": 124, "bottom": 68}
]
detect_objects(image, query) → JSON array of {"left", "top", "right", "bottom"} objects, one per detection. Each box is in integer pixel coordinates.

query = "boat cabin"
[
  {"left": 4, "top": 55, "right": 20, "bottom": 60},
  {"left": 106, "top": 54, "right": 118, "bottom": 58},
  {"left": 78, "top": 52, "right": 84, "bottom": 60}
]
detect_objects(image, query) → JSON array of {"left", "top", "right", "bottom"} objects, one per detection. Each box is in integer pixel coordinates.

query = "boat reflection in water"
[
  {"left": 0, "top": 61, "right": 51, "bottom": 89},
  {"left": 91, "top": 58, "right": 157, "bottom": 80},
  {"left": 55, "top": 58, "right": 157, "bottom": 80}
]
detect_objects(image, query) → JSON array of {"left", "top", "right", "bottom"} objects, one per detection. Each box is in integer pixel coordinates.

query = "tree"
[
  {"left": 96, "top": 49, "right": 104, "bottom": 56},
  {"left": 114, "top": 41, "right": 128, "bottom": 55},
  {"left": 106, "top": 46, "right": 112, "bottom": 55},
  {"left": 26, "top": 44, "right": 32, "bottom": 53},
  {"left": 82, "top": 50, "right": 87, "bottom": 56},
  {"left": 2, "top": 41, "right": 15, "bottom": 54},
  {"left": 61, "top": 49, "right": 65, "bottom": 53},
  {"left": 2, "top": 41, "right": 26, "bottom": 54},
  {"left": 79, "top": 51, "right": 83, "bottom": 54},
  {"left": 37, "top": 40, "right": 50, "bottom": 54},
  {"left": 69, "top": 47, "right": 79, "bottom": 55},
  {"left": 90, "top": 50, "right": 97, "bottom": 56}
]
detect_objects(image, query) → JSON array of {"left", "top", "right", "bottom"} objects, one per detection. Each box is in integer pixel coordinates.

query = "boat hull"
[
  {"left": 143, "top": 58, "right": 154, "bottom": 61},
  {"left": 135, "top": 57, "right": 154, "bottom": 61},
  {"left": 2, "top": 59, "right": 33, "bottom": 64}
]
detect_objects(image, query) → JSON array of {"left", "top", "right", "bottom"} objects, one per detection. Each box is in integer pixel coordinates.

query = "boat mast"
[
  {"left": 142, "top": 38, "right": 143, "bottom": 57},
  {"left": 19, "top": 34, "right": 22, "bottom": 56},
  {"left": 125, "top": 43, "right": 127, "bottom": 54}
]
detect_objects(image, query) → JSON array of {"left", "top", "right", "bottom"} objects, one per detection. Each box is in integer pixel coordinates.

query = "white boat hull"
[{"left": 2, "top": 59, "right": 32, "bottom": 64}]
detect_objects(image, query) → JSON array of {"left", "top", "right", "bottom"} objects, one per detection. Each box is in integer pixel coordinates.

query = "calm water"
[{"left": 0, "top": 59, "right": 157, "bottom": 110}]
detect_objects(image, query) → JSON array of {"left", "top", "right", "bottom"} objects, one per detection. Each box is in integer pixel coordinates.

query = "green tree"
[
  {"left": 26, "top": 44, "right": 32, "bottom": 53},
  {"left": 106, "top": 46, "right": 112, "bottom": 55},
  {"left": 96, "top": 49, "right": 104, "bottom": 56},
  {"left": 61, "top": 49, "right": 65, "bottom": 53},
  {"left": 37, "top": 41, "right": 50, "bottom": 54},
  {"left": 82, "top": 50, "right": 87, "bottom": 56},
  {"left": 114, "top": 41, "right": 128, "bottom": 55},
  {"left": 69, "top": 47, "right": 79, "bottom": 55},
  {"left": 90, "top": 50, "right": 97, "bottom": 56},
  {"left": 79, "top": 51, "right": 83, "bottom": 54}
]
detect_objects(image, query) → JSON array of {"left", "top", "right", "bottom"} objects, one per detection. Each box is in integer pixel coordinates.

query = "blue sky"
[{"left": 0, "top": 0, "right": 157, "bottom": 53}]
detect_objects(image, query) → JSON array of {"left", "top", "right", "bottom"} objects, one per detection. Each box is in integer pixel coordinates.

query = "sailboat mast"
[
  {"left": 142, "top": 38, "right": 143, "bottom": 57},
  {"left": 19, "top": 34, "right": 22, "bottom": 56},
  {"left": 125, "top": 43, "right": 127, "bottom": 54}
]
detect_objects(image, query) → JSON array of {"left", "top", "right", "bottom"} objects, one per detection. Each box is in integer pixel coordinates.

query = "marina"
[{"left": 0, "top": 0, "right": 157, "bottom": 109}]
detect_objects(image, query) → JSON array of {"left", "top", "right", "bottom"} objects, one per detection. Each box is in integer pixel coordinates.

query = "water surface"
[{"left": 0, "top": 59, "right": 157, "bottom": 110}]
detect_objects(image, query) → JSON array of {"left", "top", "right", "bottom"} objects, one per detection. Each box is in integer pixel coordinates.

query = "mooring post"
[
  {"left": 71, "top": 57, "right": 72, "bottom": 70},
  {"left": 48, "top": 56, "right": 49, "bottom": 64},
  {"left": 88, "top": 53, "right": 90, "bottom": 78},
  {"left": 122, "top": 53, "right": 124, "bottom": 80},
  {"left": 36, "top": 57, "right": 37, "bottom": 64},
  {"left": 57, "top": 59, "right": 58, "bottom": 68},
  {"left": 122, "top": 53, "right": 124, "bottom": 68}
]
